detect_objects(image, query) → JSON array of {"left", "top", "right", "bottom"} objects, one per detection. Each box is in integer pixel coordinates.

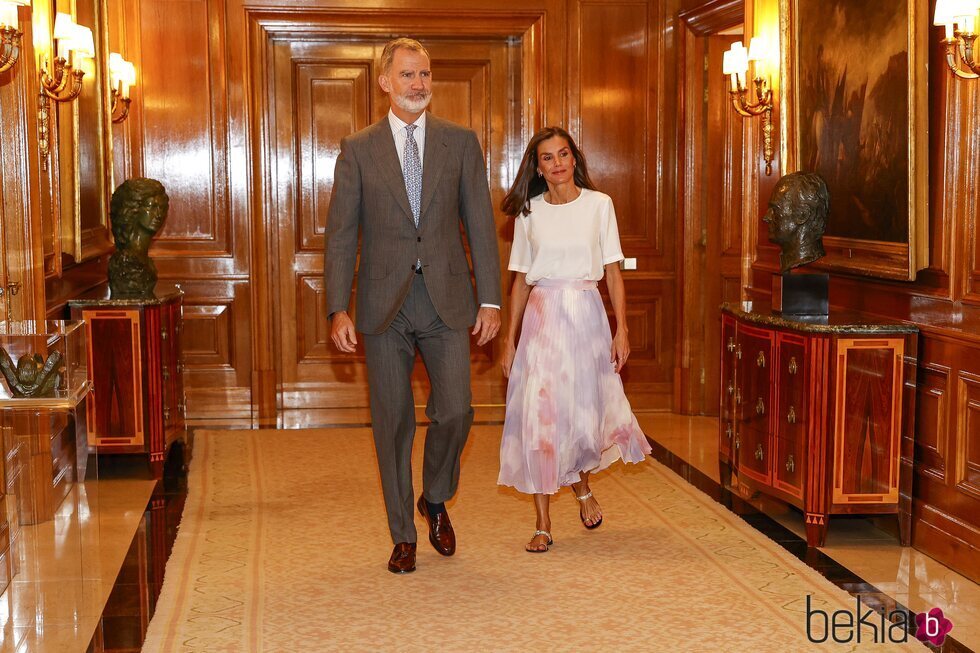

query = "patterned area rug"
[{"left": 142, "top": 428, "right": 922, "bottom": 652}]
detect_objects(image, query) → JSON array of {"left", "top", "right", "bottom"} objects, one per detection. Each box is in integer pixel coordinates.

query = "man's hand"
[
  {"left": 330, "top": 311, "right": 358, "bottom": 353},
  {"left": 471, "top": 307, "right": 500, "bottom": 346}
]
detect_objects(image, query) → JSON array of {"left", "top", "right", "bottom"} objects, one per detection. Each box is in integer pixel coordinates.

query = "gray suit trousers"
[{"left": 363, "top": 274, "right": 474, "bottom": 545}]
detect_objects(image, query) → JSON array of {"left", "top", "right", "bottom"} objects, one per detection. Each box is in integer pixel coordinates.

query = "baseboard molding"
[{"left": 912, "top": 502, "right": 980, "bottom": 584}]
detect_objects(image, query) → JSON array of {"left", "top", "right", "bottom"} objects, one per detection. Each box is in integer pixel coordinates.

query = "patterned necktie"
[{"left": 403, "top": 123, "right": 422, "bottom": 227}]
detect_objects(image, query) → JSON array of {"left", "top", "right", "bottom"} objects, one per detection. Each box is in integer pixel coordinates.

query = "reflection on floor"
[
  {"left": 87, "top": 451, "right": 187, "bottom": 653},
  {"left": 0, "top": 476, "right": 155, "bottom": 653},
  {"left": 634, "top": 412, "right": 979, "bottom": 653}
]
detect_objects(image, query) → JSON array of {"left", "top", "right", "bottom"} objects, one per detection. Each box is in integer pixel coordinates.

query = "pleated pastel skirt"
[{"left": 498, "top": 279, "right": 652, "bottom": 495}]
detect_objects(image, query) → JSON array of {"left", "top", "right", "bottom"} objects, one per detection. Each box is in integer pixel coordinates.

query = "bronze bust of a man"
[
  {"left": 762, "top": 171, "right": 829, "bottom": 272},
  {"left": 108, "top": 178, "right": 170, "bottom": 298}
]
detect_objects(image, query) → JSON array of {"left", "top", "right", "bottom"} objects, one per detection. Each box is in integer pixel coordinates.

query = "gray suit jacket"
[{"left": 324, "top": 114, "right": 502, "bottom": 335}]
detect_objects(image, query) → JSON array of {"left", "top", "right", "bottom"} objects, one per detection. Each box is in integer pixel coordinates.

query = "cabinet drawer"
[
  {"left": 720, "top": 315, "right": 737, "bottom": 457},
  {"left": 737, "top": 326, "right": 774, "bottom": 435},
  {"left": 736, "top": 424, "right": 771, "bottom": 485},
  {"left": 776, "top": 335, "right": 806, "bottom": 441},
  {"left": 773, "top": 436, "right": 805, "bottom": 499}
]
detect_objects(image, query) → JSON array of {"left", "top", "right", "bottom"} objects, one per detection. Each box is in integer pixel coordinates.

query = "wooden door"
[
  {"left": 270, "top": 38, "right": 519, "bottom": 419},
  {"left": 701, "top": 34, "right": 746, "bottom": 413},
  {"left": 677, "top": 19, "right": 745, "bottom": 416}
]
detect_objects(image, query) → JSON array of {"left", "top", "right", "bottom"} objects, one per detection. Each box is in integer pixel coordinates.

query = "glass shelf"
[{"left": 0, "top": 320, "right": 89, "bottom": 403}]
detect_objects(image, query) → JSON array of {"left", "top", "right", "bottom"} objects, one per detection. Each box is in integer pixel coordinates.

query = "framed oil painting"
[{"left": 779, "top": 0, "right": 928, "bottom": 280}]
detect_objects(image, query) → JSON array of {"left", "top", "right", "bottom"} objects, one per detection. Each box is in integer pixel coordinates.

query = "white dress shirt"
[{"left": 387, "top": 109, "right": 499, "bottom": 311}]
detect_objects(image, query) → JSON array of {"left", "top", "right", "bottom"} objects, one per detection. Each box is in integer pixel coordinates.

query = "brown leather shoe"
[
  {"left": 417, "top": 496, "right": 456, "bottom": 556},
  {"left": 387, "top": 542, "right": 416, "bottom": 574}
]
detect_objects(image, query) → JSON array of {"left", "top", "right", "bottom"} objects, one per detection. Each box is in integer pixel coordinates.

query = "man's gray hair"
[{"left": 380, "top": 37, "right": 430, "bottom": 74}]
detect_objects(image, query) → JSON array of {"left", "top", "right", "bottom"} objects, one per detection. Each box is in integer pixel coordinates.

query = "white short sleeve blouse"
[{"left": 507, "top": 188, "right": 625, "bottom": 284}]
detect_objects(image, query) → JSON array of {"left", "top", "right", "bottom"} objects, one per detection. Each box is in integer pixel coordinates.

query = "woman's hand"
[
  {"left": 611, "top": 329, "right": 630, "bottom": 373},
  {"left": 501, "top": 340, "right": 517, "bottom": 379}
]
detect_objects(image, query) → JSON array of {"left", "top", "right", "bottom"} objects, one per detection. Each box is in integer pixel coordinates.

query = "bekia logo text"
[{"left": 806, "top": 596, "right": 953, "bottom": 645}]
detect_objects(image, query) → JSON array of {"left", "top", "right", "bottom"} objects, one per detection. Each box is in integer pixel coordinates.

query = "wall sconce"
[
  {"left": 935, "top": 0, "right": 980, "bottom": 79},
  {"left": 108, "top": 52, "right": 135, "bottom": 123},
  {"left": 37, "top": 12, "right": 94, "bottom": 170},
  {"left": 0, "top": 0, "right": 30, "bottom": 74},
  {"left": 723, "top": 38, "right": 775, "bottom": 175}
]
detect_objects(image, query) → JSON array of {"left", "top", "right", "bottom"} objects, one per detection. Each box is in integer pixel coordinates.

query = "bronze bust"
[
  {"left": 108, "top": 178, "right": 170, "bottom": 298},
  {"left": 763, "top": 172, "right": 829, "bottom": 273}
]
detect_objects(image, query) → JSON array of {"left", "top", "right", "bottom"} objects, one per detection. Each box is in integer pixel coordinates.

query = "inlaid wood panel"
[
  {"left": 957, "top": 373, "right": 980, "bottom": 500},
  {"left": 916, "top": 364, "right": 951, "bottom": 482},
  {"left": 298, "top": 64, "right": 371, "bottom": 253},
  {"left": 175, "top": 279, "right": 251, "bottom": 389},
  {"left": 138, "top": 0, "right": 232, "bottom": 254},
  {"left": 83, "top": 310, "right": 144, "bottom": 445},
  {"left": 833, "top": 339, "right": 904, "bottom": 504},
  {"left": 573, "top": 1, "right": 660, "bottom": 254}
]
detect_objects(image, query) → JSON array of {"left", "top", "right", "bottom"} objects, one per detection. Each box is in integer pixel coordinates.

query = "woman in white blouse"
[{"left": 497, "top": 127, "right": 651, "bottom": 553}]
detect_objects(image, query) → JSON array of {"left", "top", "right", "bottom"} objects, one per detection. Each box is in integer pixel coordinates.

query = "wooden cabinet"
[
  {"left": 720, "top": 304, "right": 918, "bottom": 547},
  {"left": 69, "top": 286, "right": 185, "bottom": 478}
]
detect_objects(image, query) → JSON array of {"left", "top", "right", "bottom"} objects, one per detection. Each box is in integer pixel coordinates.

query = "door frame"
[
  {"left": 675, "top": 0, "right": 756, "bottom": 415},
  {"left": 244, "top": 7, "right": 554, "bottom": 426}
]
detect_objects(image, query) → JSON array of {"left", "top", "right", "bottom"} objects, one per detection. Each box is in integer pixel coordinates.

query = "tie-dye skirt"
[{"left": 498, "top": 279, "right": 652, "bottom": 495}]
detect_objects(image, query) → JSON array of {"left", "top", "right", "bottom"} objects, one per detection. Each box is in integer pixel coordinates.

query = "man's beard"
[{"left": 392, "top": 89, "right": 431, "bottom": 113}]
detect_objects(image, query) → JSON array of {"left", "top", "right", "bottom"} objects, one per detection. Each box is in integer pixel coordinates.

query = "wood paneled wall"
[
  {"left": 1, "top": 0, "right": 974, "bottom": 588},
  {"left": 80, "top": 0, "right": 684, "bottom": 422},
  {"left": 744, "top": 0, "right": 980, "bottom": 582}
]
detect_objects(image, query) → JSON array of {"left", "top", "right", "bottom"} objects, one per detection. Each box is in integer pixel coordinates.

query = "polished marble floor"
[
  {"left": 634, "top": 412, "right": 980, "bottom": 653},
  {"left": 0, "top": 475, "right": 155, "bottom": 653}
]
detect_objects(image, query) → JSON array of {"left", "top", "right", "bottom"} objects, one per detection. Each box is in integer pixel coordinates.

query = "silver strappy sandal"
[
  {"left": 525, "top": 529, "right": 553, "bottom": 553},
  {"left": 575, "top": 491, "right": 603, "bottom": 530}
]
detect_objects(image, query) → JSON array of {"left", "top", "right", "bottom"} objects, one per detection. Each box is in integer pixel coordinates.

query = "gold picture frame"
[
  {"left": 54, "top": 0, "right": 114, "bottom": 270},
  {"left": 779, "top": 0, "right": 928, "bottom": 281}
]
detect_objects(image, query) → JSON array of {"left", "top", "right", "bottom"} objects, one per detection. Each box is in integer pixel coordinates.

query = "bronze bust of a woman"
[{"left": 108, "top": 178, "right": 170, "bottom": 298}]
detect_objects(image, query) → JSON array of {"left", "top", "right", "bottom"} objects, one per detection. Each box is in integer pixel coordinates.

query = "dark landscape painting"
[{"left": 797, "top": 0, "right": 909, "bottom": 243}]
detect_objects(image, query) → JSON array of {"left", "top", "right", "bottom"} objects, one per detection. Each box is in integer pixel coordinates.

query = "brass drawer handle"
[
  {"left": 727, "top": 337, "right": 735, "bottom": 353},
  {"left": 755, "top": 444, "right": 764, "bottom": 460},
  {"left": 162, "top": 367, "right": 170, "bottom": 380},
  {"left": 735, "top": 389, "right": 742, "bottom": 405},
  {"left": 164, "top": 408, "right": 171, "bottom": 421},
  {"left": 727, "top": 381, "right": 734, "bottom": 396},
  {"left": 725, "top": 424, "right": 733, "bottom": 439},
  {"left": 788, "top": 357, "right": 798, "bottom": 375},
  {"left": 735, "top": 345, "right": 742, "bottom": 360},
  {"left": 161, "top": 327, "right": 168, "bottom": 341},
  {"left": 757, "top": 351, "right": 766, "bottom": 368},
  {"left": 756, "top": 398, "right": 765, "bottom": 415},
  {"left": 787, "top": 406, "right": 796, "bottom": 424},
  {"left": 734, "top": 437, "right": 741, "bottom": 450},
  {"left": 786, "top": 454, "right": 795, "bottom": 472}
]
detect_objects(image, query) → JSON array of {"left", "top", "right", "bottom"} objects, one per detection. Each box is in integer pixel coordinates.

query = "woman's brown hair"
[{"left": 501, "top": 126, "right": 597, "bottom": 217}]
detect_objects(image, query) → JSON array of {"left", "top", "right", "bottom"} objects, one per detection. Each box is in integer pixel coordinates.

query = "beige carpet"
[{"left": 142, "top": 427, "right": 921, "bottom": 652}]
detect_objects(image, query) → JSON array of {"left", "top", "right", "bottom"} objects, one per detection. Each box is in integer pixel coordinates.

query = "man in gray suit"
[{"left": 325, "top": 38, "right": 502, "bottom": 574}]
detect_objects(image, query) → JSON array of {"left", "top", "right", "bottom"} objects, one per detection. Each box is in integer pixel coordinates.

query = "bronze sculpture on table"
[
  {"left": 108, "top": 178, "right": 170, "bottom": 298},
  {"left": 762, "top": 172, "right": 831, "bottom": 315},
  {"left": 0, "top": 349, "right": 63, "bottom": 397}
]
